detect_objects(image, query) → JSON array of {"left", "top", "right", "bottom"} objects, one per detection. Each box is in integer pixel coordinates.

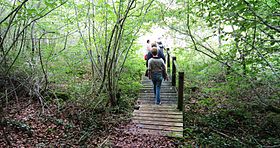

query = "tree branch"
[{"left": 0, "top": 0, "right": 29, "bottom": 25}]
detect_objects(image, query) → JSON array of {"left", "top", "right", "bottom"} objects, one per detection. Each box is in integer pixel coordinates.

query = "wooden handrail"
[
  {"left": 166, "top": 48, "right": 185, "bottom": 136},
  {"left": 178, "top": 72, "right": 184, "bottom": 111},
  {"left": 166, "top": 48, "right": 185, "bottom": 111},
  {"left": 172, "top": 57, "right": 177, "bottom": 86},
  {"left": 166, "top": 48, "right": 170, "bottom": 68}
]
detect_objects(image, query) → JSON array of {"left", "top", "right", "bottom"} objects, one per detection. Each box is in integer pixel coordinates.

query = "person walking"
[
  {"left": 157, "top": 41, "right": 164, "bottom": 54},
  {"left": 146, "top": 39, "right": 151, "bottom": 53},
  {"left": 144, "top": 40, "right": 151, "bottom": 60},
  {"left": 146, "top": 42, "right": 165, "bottom": 67},
  {"left": 148, "top": 47, "right": 168, "bottom": 105}
]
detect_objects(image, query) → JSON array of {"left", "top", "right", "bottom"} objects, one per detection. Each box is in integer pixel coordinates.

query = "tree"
[
  {"left": 72, "top": 0, "right": 154, "bottom": 106},
  {"left": 156, "top": 0, "right": 279, "bottom": 104}
]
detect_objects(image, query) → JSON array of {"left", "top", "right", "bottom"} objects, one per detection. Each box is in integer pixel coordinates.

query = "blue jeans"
[{"left": 152, "top": 72, "right": 163, "bottom": 104}]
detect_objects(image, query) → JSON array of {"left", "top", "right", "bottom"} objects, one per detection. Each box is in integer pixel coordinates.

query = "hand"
[{"left": 164, "top": 77, "right": 169, "bottom": 81}]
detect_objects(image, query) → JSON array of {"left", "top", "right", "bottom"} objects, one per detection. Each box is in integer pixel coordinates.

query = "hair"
[
  {"left": 151, "top": 47, "right": 158, "bottom": 56},
  {"left": 147, "top": 40, "right": 150, "bottom": 43},
  {"left": 151, "top": 42, "right": 157, "bottom": 47}
]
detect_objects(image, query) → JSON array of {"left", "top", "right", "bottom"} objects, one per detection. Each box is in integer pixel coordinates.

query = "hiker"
[
  {"left": 144, "top": 39, "right": 151, "bottom": 60},
  {"left": 146, "top": 39, "right": 151, "bottom": 53},
  {"left": 148, "top": 47, "right": 168, "bottom": 105},
  {"left": 146, "top": 42, "right": 165, "bottom": 67},
  {"left": 144, "top": 40, "right": 151, "bottom": 61},
  {"left": 145, "top": 42, "right": 165, "bottom": 76},
  {"left": 157, "top": 41, "right": 164, "bottom": 54}
]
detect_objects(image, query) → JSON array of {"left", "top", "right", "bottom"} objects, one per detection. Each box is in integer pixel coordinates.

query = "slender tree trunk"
[
  {"left": 218, "top": 0, "right": 222, "bottom": 47},
  {"left": 31, "top": 22, "right": 36, "bottom": 63}
]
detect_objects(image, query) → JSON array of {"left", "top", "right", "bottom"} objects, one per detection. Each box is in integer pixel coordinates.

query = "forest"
[{"left": 0, "top": 0, "right": 279, "bottom": 147}]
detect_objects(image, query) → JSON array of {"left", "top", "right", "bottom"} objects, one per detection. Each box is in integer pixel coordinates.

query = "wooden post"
[
  {"left": 178, "top": 72, "right": 184, "bottom": 111},
  {"left": 172, "top": 57, "right": 176, "bottom": 86},
  {"left": 167, "top": 48, "right": 170, "bottom": 68}
]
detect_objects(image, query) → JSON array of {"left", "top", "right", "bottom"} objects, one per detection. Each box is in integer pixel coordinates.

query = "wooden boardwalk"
[{"left": 132, "top": 75, "right": 183, "bottom": 137}]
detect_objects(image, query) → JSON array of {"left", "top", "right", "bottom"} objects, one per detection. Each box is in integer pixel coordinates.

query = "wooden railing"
[{"left": 166, "top": 48, "right": 184, "bottom": 111}]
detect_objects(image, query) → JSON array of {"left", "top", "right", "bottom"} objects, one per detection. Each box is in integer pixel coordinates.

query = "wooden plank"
[
  {"left": 141, "top": 88, "right": 176, "bottom": 92},
  {"left": 133, "top": 120, "right": 183, "bottom": 127},
  {"left": 133, "top": 112, "right": 182, "bottom": 119},
  {"left": 138, "top": 95, "right": 177, "bottom": 97},
  {"left": 137, "top": 98, "right": 177, "bottom": 102},
  {"left": 142, "top": 76, "right": 171, "bottom": 80},
  {"left": 139, "top": 92, "right": 177, "bottom": 94},
  {"left": 142, "top": 80, "right": 172, "bottom": 83},
  {"left": 142, "top": 82, "right": 172, "bottom": 85},
  {"left": 137, "top": 97, "right": 177, "bottom": 100},
  {"left": 141, "top": 88, "right": 176, "bottom": 91},
  {"left": 142, "top": 84, "right": 172, "bottom": 87},
  {"left": 142, "top": 85, "right": 174, "bottom": 88},
  {"left": 142, "top": 83, "right": 172, "bottom": 86},
  {"left": 140, "top": 89, "right": 176, "bottom": 93},
  {"left": 139, "top": 104, "right": 177, "bottom": 109},
  {"left": 138, "top": 96, "right": 177, "bottom": 99},
  {"left": 137, "top": 107, "right": 179, "bottom": 112},
  {"left": 138, "top": 100, "right": 177, "bottom": 105},
  {"left": 132, "top": 116, "right": 183, "bottom": 123},
  {"left": 137, "top": 98, "right": 177, "bottom": 101},
  {"left": 132, "top": 73, "right": 184, "bottom": 137},
  {"left": 142, "top": 86, "right": 175, "bottom": 89},
  {"left": 137, "top": 97, "right": 177, "bottom": 103},
  {"left": 135, "top": 124, "right": 183, "bottom": 132},
  {"left": 142, "top": 81, "right": 171, "bottom": 84},
  {"left": 134, "top": 110, "right": 182, "bottom": 115},
  {"left": 137, "top": 106, "right": 179, "bottom": 112},
  {"left": 141, "top": 86, "right": 175, "bottom": 90},
  {"left": 138, "top": 97, "right": 172, "bottom": 100},
  {"left": 136, "top": 129, "right": 183, "bottom": 137},
  {"left": 134, "top": 109, "right": 183, "bottom": 115},
  {"left": 139, "top": 93, "right": 177, "bottom": 96}
]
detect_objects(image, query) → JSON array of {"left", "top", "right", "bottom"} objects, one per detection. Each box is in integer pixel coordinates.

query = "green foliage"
[
  {"left": 118, "top": 45, "right": 145, "bottom": 111},
  {"left": 160, "top": 1, "right": 279, "bottom": 146},
  {"left": 173, "top": 45, "right": 279, "bottom": 146},
  {"left": 0, "top": 0, "right": 152, "bottom": 107},
  {"left": 1, "top": 0, "right": 279, "bottom": 146}
]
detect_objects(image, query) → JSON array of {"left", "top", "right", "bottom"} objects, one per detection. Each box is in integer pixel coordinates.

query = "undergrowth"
[
  {"left": 0, "top": 45, "right": 145, "bottom": 146},
  {"left": 173, "top": 48, "right": 280, "bottom": 147}
]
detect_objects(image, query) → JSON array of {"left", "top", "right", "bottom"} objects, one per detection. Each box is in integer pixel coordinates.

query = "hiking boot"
[{"left": 156, "top": 102, "right": 161, "bottom": 105}]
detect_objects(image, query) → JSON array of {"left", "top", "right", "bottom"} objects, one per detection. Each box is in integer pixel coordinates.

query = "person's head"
[
  {"left": 151, "top": 47, "right": 158, "bottom": 56},
  {"left": 147, "top": 40, "right": 150, "bottom": 44},
  {"left": 151, "top": 42, "right": 157, "bottom": 48}
]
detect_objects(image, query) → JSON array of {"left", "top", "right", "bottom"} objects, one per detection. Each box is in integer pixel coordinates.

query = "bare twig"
[
  {"left": 243, "top": 0, "right": 280, "bottom": 33},
  {"left": 0, "top": 1, "right": 67, "bottom": 65},
  {"left": 8, "top": 77, "right": 19, "bottom": 109},
  {"left": 264, "top": 144, "right": 280, "bottom": 148},
  {"left": 0, "top": 0, "right": 29, "bottom": 25},
  {"left": 4, "top": 21, "right": 27, "bottom": 76},
  {"left": 38, "top": 31, "right": 55, "bottom": 92},
  {"left": 240, "top": 37, "right": 280, "bottom": 79},
  {"left": 98, "top": 136, "right": 110, "bottom": 148},
  {"left": 211, "top": 128, "right": 246, "bottom": 146}
]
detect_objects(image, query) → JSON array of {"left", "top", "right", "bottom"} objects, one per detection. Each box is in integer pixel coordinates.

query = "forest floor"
[
  {"left": 109, "top": 123, "right": 178, "bottom": 147},
  {"left": 0, "top": 97, "right": 180, "bottom": 147}
]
